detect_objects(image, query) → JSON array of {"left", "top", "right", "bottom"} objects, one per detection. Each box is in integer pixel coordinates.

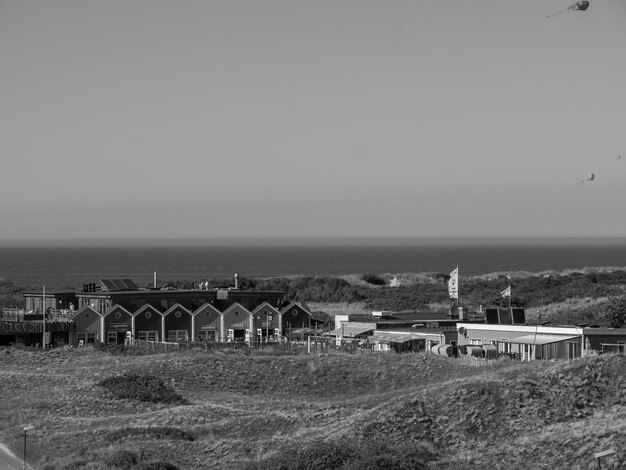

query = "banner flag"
[
  {"left": 500, "top": 286, "right": 511, "bottom": 298},
  {"left": 448, "top": 267, "right": 458, "bottom": 299}
]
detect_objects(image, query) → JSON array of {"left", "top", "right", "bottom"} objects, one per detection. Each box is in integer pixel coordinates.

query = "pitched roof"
[
  {"left": 251, "top": 302, "right": 281, "bottom": 316},
  {"left": 103, "top": 305, "right": 132, "bottom": 318},
  {"left": 134, "top": 304, "right": 163, "bottom": 316},
  {"left": 70, "top": 305, "right": 100, "bottom": 319},
  {"left": 163, "top": 304, "right": 191, "bottom": 316},
  {"left": 193, "top": 303, "right": 222, "bottom": 316},
  {"left": 281, "top": 301, "right": 312, "bottom": 315},
  {"left": 222, "top": 302, "right": 251, "bottom": 316}
]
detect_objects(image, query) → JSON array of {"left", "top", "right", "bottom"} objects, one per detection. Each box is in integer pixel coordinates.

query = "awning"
[
  {"left": 331, "top": 325, "right": 374, "bottom": 337},
  {"left": 500, "top": 334, "right": 580, "bottom": 345},
  {"left": 372, "top": 332, "right": 427, "bottom": 344}
]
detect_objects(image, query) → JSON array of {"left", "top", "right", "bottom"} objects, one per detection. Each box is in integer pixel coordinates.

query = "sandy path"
[{"left": 0, "top": 442, "right": 26, "bottom": 470}]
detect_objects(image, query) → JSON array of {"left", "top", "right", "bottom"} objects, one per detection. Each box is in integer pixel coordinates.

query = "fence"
[
  {"left": 1, "top": 308, "right": 73, "bottom": 322},
  {"left": 130, "top": 340, "right": 188, "bottom": 353},
  {"left": 1, "top": 308, "right": 25, "bottom": 320},
  {"left": 126, "top": 336, "right": 376, "bottom": 355},
  {"left": 601, "top": 343, "right": 625, "bottom": 355}
]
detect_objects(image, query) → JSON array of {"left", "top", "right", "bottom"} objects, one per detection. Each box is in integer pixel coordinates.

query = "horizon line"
[{"left": 1, "top": 235, "right": 625, "bottom": 247}]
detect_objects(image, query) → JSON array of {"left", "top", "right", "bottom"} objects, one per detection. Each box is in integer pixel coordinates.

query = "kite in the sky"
[
  {"left": 579, "top": 155, "right": 623, "bottom": 185},
  {"left": 580, "top": 173, "right": 595, "bottom": 185},
  {"left": 548, "top": 1, "right": 590, "bottom": 18}
]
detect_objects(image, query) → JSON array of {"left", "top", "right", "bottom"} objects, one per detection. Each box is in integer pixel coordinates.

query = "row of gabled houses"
[
  {"left": 0, "top": 278, "right": 314, "bottom": 347},
  {"left": 1, "top": 300, "right": 313, "bottom": 348},
  {"left": 71, "top": 300, "right": 313, "bottom": 346}
]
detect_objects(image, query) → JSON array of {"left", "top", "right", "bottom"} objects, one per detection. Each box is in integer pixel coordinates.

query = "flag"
[
  {"left": 448, "top": 267, "right": 458, "bottom": 299},
  {"left": 500, "top": 286, "right": 511, "bottom": 298}
]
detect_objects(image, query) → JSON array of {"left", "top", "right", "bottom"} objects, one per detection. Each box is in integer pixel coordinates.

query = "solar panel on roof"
[
  {"left": 100, "top": 279, "right": 139, "bottom": 291},
  {"left": 512, "top": 308, "right": 526, "bottom": 324},
  {"left": 485, "top": 308, "right": 499, "bottom": 324}
]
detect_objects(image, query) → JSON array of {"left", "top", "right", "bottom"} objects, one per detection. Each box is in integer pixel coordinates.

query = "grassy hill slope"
[{"left": 0, "top": 347, "right": 624, "bottom": 469}]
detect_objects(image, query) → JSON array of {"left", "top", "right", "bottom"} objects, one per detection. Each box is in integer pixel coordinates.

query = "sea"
[{"left": 1, "top": 237, "right": 626, "bottom": 289}]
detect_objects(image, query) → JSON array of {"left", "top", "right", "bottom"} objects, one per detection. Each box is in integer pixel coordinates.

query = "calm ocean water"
[{"left": 2, "top": 239, "right": 626, "bottom": 289}]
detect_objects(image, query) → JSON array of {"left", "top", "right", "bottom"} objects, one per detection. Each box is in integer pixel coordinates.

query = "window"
[
  {"left": 198, "top": 329, "right": 217, "bottom": 342},
  {"left": 77, "top": 332, "right": 96, "bottom": 344},
  {"left": 107, "top": 332, "right": 118, "bottom": 343},
  {"left": 138, "top": 330, "right": 158, "bottom": 341},
  {"left": 167, "top": 330, "right": 188, "bottom": 343}
]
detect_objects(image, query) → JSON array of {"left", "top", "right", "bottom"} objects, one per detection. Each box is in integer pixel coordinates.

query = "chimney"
[
  {"left": 234, "top": 273, "right": 238, "bottom": 290},
  {"left": 154, "top": 271, "right": 157, "bottom": 288}
]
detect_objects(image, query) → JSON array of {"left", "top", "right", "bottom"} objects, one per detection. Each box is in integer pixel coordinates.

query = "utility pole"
[
  {"left": 42, "top": 286, "right": 46, "bottom": 349},
  {"left": 23, "top": 425, "right": 34, "bottom": 470}
]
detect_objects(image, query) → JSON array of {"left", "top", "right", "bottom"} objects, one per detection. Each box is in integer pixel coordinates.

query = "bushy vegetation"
[
  {"left": 104, "top": 449, "right": 138, "bottom": 469},
  {"left": 105, "top": 427, "right": 194, "bottom": 443},
  {"left": 242, "top": 438, "right": 434, "bottom": 470},
  {"left": 161, "top": 270, "right": 626, "bottom": 321},
  {"left": 604, "top": 295, "right": 626, "bottom": 327},
  {"left": 41, "top": 449, "right": 181, "bottom": 470},
  {"left": 117, "top": 270, "right": 626, "bottom": 327},
  {"left": 92, "top": 342, "right": 150, "bottom": 356},
  {"left": 98, "top": 373, "right": 189, "bottom": 405},
  {"left": 3, "top": 269, "right": 626, "bottom": 326},
  {"left": 0, "top": 280, "right": 25, "bottom": 309},
  {"left": 360, "top": 273, "right": 387, "bottom": 286},
  {"left": 135, "top": 462, "right": 180, "bottom": 470}
]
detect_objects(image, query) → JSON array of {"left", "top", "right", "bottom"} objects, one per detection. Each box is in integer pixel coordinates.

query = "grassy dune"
[{"left": 0, "top": 347, "right": 624, "bottom": 469}]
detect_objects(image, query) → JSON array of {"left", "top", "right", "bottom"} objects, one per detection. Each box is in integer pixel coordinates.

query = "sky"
[{"left": 1, "top": 0, "right": 626, "bottom": 241}]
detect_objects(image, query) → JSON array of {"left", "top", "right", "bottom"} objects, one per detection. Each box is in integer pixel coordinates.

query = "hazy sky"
[{"left": 1, "top": 1, "right": 625, "bottom": 240}]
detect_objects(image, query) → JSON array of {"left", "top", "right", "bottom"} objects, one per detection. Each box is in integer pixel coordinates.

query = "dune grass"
[{"left": 0, "top": 346, "right": 624, "bottom": 469}]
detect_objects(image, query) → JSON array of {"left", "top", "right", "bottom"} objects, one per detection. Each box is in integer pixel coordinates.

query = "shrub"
[
  {"left": 361, "top": 274, "right": 387, "bottom": 286},
  {"left": 105, "top": 426, "right": 194, "bottom": 443},
  {"left": 92, "top": 343, "right": 147, "bottom": 356},
  {"left": 135, "top": 463, "right": 181, "bottom": 470},
  {"left": 103, "top": 449, "right": 138, "bottom": 469},
  {"left": 242, "top": 438, "right": 434, "bottom": 470},
  {"left": 98, "top": 373, "right": 188, "bottom": 405}
]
